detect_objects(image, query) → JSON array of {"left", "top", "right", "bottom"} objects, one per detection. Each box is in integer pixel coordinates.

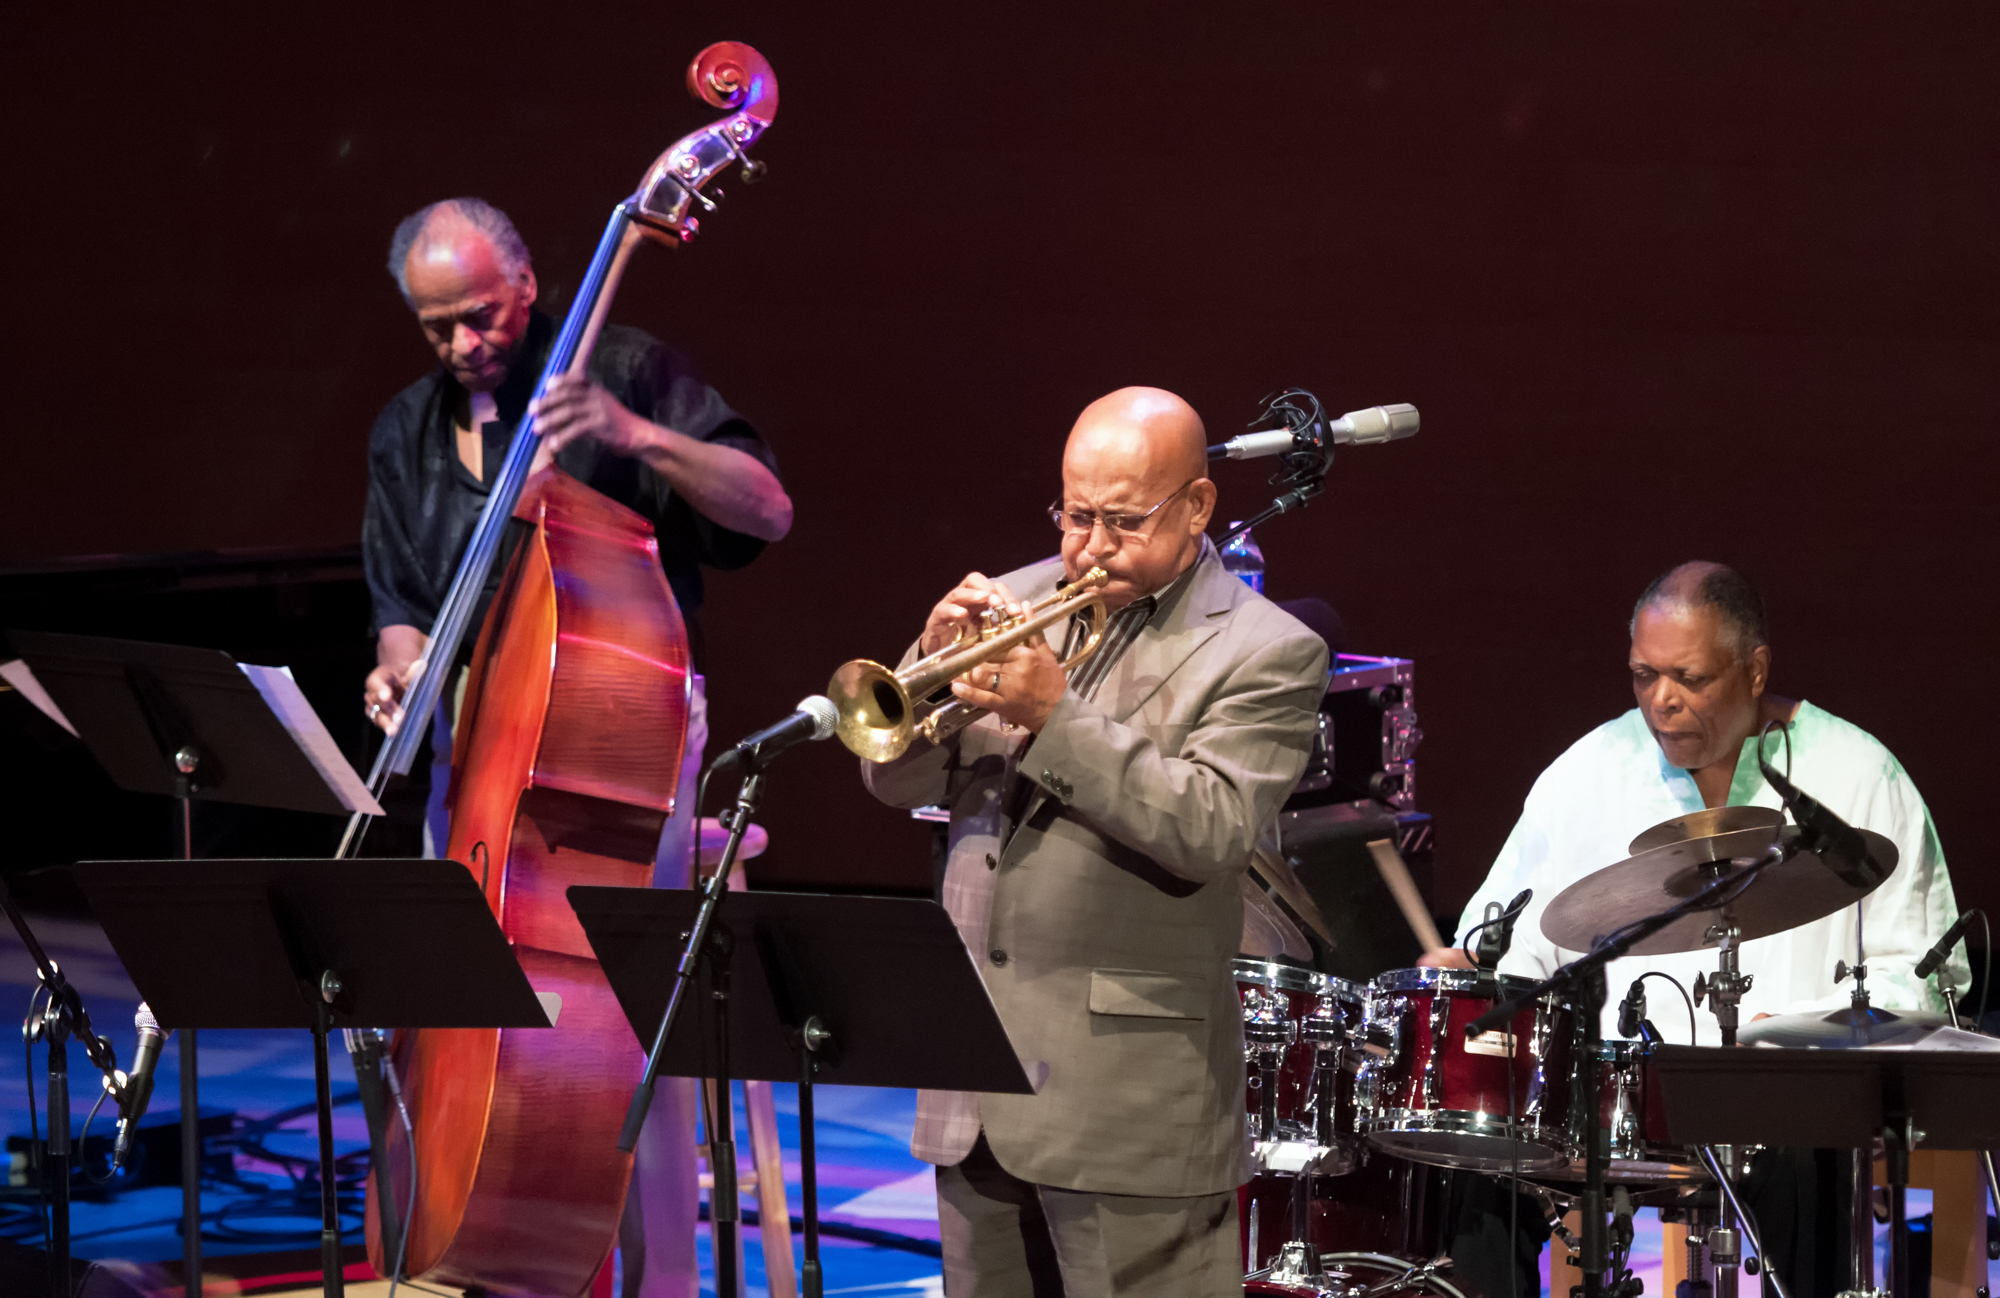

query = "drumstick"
[{"left": 1367, "top": 838, "right": 1446, "bottom": 952}]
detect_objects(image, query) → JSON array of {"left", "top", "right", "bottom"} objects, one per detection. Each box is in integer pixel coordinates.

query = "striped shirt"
[{"left": 1060, "top": 544, "right": 1207, "bottom": 701}]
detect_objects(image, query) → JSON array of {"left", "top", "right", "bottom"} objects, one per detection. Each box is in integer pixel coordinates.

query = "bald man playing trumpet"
[{"left": 863, "top": 387, "right": 1329, "bottom": 1297}]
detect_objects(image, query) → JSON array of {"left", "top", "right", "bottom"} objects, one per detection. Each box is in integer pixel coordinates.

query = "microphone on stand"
[
  {"left": 1209, "top": 403, "right": 1420, "bottom": 461},
  {"left": 1617, "top": 979, "right": 1648, "bottom": 1039},
  {"left": 1474, "top": 889, "right": 1533, "bottom": 969},
  {"left": 713, "top": 695, "right": 839, "bottom": 771},
  {"left": 1914, "top": 910, "right": 1980, "bottom": 981},
  {"left": 1757, "top": 756, "right": 1888, "bottom": 889},
  {"left": 113, "top": 1002, "right": 169, "bottom": 1170}
]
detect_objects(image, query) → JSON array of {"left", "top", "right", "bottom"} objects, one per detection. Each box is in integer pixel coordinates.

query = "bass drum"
[{"left": 1239, "top": 1156, "right": 1451, "bottom": 1279}]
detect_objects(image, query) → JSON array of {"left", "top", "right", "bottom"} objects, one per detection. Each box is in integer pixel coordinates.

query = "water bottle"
[{"left": 1219, "top": 523, "right": 1265, "bottom": 593}]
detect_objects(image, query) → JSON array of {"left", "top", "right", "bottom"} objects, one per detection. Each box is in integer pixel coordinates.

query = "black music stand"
[
  {"left": 68, "top": 859, "right": 550, "bottom": 1298},
  {"left": 570, "top": 887, "right": 1035, "bottom": 1298},
  {"left": 1651, "top": 1044, "right": 2000, "bottom": 1298},
  {"left": 8, "top": 630, "right": 376, "bottom": 1298}
]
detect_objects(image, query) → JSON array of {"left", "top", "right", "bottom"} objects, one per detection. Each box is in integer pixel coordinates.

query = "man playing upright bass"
[{"left": 358, "top": 196, "right": 792, "bottom": 1298}]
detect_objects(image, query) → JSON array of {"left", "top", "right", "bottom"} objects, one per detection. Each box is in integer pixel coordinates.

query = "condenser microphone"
[
  {"left": 1211, "top": 403, "right": 1419, "bottom": 460},
  {"left": 1914, "top": 910, "right": 1980, "bottom": 981},
  {"left": 113, "top": 1002, "right": 169, "bottom": 1169},
  {"left": 714, "top": 696, "right": 839, "bottom": 770}
]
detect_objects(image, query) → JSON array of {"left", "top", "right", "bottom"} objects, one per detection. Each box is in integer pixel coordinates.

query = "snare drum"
[
  {"left": 1235, "top": 959, "right": 1367, "bottom": 1175},
  {"left": 1356, "top": 967, "right": 1573, "bottom": 1172},
  {"left": 1545, "top": 1038, "right": 1704, "bottom": 1183}
]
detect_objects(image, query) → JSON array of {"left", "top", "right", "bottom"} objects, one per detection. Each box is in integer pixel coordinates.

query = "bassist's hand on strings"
[
  {"left": 364, "top": 624, "right": 428, "bottom": 735},
  {"left": 528, "top": 373, "right": 655, "bottom": 471}
]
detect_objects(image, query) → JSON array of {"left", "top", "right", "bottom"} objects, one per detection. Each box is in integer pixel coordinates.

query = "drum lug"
[
  {"left": 1423, "top": 991, "right": 1449, "bottom": 1110},
  {"left": 1524, "top": 996, "right": 1554, "bottom": 1127}
]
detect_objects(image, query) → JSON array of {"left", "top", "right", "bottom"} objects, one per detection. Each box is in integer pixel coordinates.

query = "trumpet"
[{"left": 830, "top": 567, "right": 1110, "bottom": 762}]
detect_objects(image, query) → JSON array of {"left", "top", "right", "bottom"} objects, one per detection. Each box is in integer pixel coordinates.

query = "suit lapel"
[
  {"left": 1007, "top": 549, "right": 1238, "bottom": 838},
  {"left": 1100, "top": 549, "right": 1235, "bottom": 724}
]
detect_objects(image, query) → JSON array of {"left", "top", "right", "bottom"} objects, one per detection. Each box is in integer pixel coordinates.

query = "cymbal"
[
  {"left": 1738, "top": 1005, "right": 1953, "bottom": 1049},
  {"left": 1629, "top": 805, "right": 1787, "bottom": 855},
  {"left": 1542, "top": 826, "right": 1897, "bottom": 956},
  {"left": 697, "top": 816, "right": 769, "bottom": 868},
  {"left": 1240, "top": 872, "right": 1313, "bottom": 961}
]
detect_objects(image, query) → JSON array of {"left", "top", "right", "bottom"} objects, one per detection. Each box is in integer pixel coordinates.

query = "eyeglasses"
[{"left": 1048, "top": 479, "right": 1196, "bottom": 543}]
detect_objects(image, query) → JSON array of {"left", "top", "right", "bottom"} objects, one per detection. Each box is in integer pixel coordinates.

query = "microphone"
[
  {"left": 114, "top": 1002, "right": 169, "bottom": 1170},
  {"left": 1617, "top": 978, "right": 1648, "bottom": 1039},
  {"left": 1757, "top": 757, "right": 1888, "bottom": 889},
  {"left": 1474, "top": 889, "right": 1533, "bottom": 969},
  {"left": 1915, "top": 910, "right": 1979, "bottom": 981},
  {"left": 1210, "top": 403, "right": 1419, "bottom": 460},
  {"left": 714, "top": 695, "right": 839, "bottom": 770}
]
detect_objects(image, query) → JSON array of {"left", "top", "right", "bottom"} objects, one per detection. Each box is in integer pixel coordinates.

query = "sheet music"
[
  {"left": 0, "top": 659, "right": 79, "bottom": 737},
  {"left": 237, "top": 664, "right": 384, "bottom": 816}
]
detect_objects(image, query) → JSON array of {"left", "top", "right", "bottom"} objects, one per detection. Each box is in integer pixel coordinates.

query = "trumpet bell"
[{"left": 828, "top": 658, "right": 917, "bottom": 763}]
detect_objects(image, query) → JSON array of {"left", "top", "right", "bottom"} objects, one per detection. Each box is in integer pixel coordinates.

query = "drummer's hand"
[
  {"left": 1418, "top": 946, "right": 1476, "bottom": 970},
  {"left": 365, "top": 625, "right": 428, "bottom": 736},
  {"left": 920, "top": 573, "right": 1021, "bottom": 656}
]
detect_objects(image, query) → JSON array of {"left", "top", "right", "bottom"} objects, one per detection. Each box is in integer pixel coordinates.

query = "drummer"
[
  {"left": 1422, "top": 560, "right": 1966, "bottom": 1030},
  {"left": 1419, "top": 561, "right": 1967, "bottom": 1298}
]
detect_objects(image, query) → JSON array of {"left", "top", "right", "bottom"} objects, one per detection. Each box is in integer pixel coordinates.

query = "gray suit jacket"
[{"left": 863, "top": 545, "right": 1327, "bottom": 1197}]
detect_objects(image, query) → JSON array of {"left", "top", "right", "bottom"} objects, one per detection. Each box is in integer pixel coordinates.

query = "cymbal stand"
[
  {"left": 1694, "top": 1144, "right": 1792, "bottom": 1298},
  {"left": 1838, "top": 1144, "right": 1885, "bottom": 1298},
  {"left": 1692, "top": 917, "right": 1752, "bottom": 1049}
]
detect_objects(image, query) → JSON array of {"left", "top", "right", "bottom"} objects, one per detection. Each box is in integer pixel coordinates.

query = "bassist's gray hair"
[{"left": 388, "top": 198, "right": 532, "bottom": 304}]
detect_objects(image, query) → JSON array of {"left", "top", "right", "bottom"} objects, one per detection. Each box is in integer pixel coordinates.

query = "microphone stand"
[
  {"left": 2, "top": 873, "right": 125, "bottom": 1298},
  {"left": 618, "top": 752, "right": 773, "bottom": 1298},
  {"left": 1465, "top": 841, "right": 1801, "bottom": 1298}
]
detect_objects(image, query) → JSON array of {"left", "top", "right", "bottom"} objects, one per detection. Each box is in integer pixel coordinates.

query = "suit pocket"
[{"left": 1087, "top": 968, "right": 1207, "bottom": 1020}]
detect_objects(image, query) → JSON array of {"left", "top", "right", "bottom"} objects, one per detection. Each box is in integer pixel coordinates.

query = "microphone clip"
[{"left": 1247, "top": 388, "right": 1334, "bottom": 490}]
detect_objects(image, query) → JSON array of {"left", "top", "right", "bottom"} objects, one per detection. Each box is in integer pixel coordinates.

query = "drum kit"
[{"left": 1234, "top": 803, "right": 1982, "bottom": 1298}]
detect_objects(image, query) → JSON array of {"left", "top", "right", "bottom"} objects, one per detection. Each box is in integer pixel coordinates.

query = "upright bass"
[{"left": 337, "top": 42, "right": 778, "bottom": 1297}]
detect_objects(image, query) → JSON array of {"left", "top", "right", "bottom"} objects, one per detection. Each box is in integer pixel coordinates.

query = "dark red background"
[{"left": 6, "top": 4, "right": 1995, "bottom": 918}]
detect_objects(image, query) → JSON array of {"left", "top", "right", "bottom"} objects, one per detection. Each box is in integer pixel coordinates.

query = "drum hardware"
[
  {"left": 1301, "top": 992, "right": 1350, "bottom": 1148},
  {"left": 1237, "top": 959, "right": 1368, "bottom": 1176},
  {"left": 1467, "top": 824, "right": 1835, "bottom": 1298},
  {"left": 1247, "top": 1251, "right": 1467, "bottom": 1298},
  {"left": 1689, "top": 1144, "right": 1791, "bottom": 1298},
  {"left": 1525, "top": 997, "right": 1554, "bottom": 1126},
  {"left": 1689, "top": 917, "right": 1753, "bottom": 1047},
  {"left": 1421, "top": 990, "right": 1448, "bottom": 1110},
  {"left": 1247, "top": 986, "right": 1298, "bottom": 1143}
]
